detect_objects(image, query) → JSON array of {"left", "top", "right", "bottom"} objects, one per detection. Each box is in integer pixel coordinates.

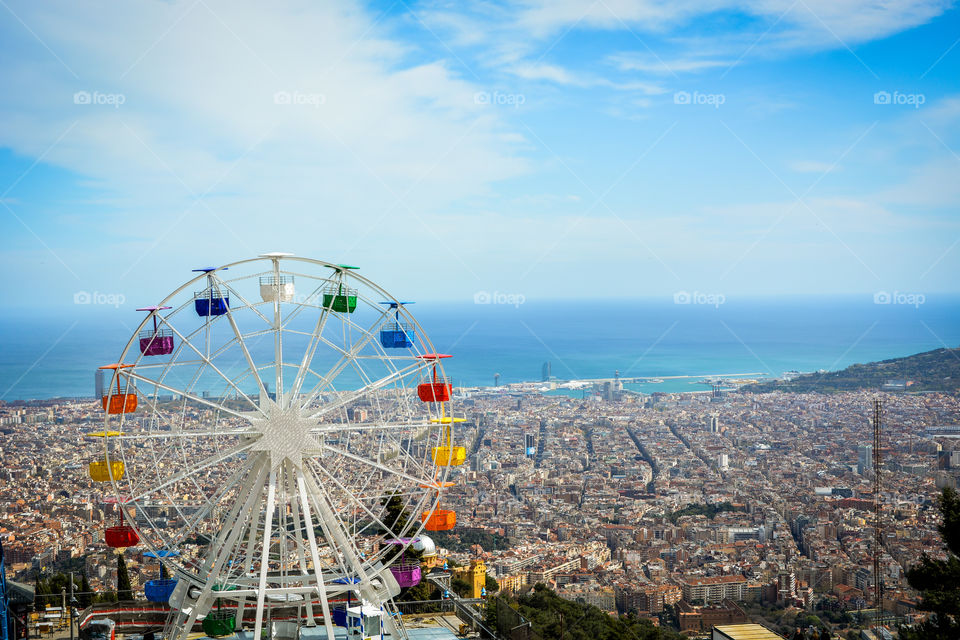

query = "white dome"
[{"left": 413, "top": 535, "right": 436, "bottom": 557}]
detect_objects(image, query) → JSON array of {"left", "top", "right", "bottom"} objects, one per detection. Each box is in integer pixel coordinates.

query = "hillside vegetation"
[{"left": 744, "top": 347, "right": 960, "bottom": 393}]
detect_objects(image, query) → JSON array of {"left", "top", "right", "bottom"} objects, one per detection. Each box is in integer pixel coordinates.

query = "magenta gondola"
[{"left": 137, "top": 306, "right": 174, "bottom": 355}]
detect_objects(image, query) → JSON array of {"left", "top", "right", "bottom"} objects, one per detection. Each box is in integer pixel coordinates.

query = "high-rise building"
[
  {"left": 541, "top": 362, "right": 551, "bottom": 381},
  {"left": 95, "top": 368, "right": 105, "bottom": 399},
  {"left": 717, "top": 453, "right": 729, "bottom": 470},
  {"left": 777, "top": 571, "right": 796, "bottom": 603},
  {"left": 708, "top": 415, "right": 719, "bottom": 433},
  {"left": 858, "top": 445, "right": 873, "bottom": 475},
  {"left": 938, "top": 450, "right": 960, "bottom": 469},
  {"left": 525, "top": 433, "right": 536, "bottom": 457}
]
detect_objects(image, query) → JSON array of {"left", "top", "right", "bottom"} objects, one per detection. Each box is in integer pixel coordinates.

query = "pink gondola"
[{"left": 137, "top": 306, "right": 174, "bottom": 356}]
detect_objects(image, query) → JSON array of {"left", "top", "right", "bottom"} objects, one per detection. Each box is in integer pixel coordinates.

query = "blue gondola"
[
  {"left": 193, "top": 268, "right": 229, "bottom": 316},
  {"left": 331, "top": 608, "right": 348, "bottom": 627},
  {"left": 378, "top": 302, "right": 415, "bottom": 348},
  {"left": 144, "top": 578, "right": 177, "bottom": 603}
]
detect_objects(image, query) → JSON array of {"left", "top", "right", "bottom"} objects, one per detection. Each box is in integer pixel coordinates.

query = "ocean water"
[{"left": 1, "top": 296, "right": 958, "bottom": 401}]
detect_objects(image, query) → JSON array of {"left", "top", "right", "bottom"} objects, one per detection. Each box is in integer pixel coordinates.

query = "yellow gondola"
[
  {"left": 430, "top": 405, "right": 465, "bottom": 467},
  {"left": 89, "top": 459, "right": 125, "bottom": 482}
]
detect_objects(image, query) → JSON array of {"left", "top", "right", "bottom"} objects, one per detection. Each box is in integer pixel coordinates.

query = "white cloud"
[
  {"left": 512, "top": 0, "right": 951, "bottom": 46},
  {"left": 608, "top": 53, "right": 732, "bottom": 74},
  {"left": 0, "top": 1, "right": 527, "bottom": 214},
  {"left": 791, "top": 160, "right": 840, "bottom": 173},
  {"left": 422, "top": 0, "right": 953, "bottom": 88},
  {"left": 506, "top": 61, "right": 666, "bottom": 93}
]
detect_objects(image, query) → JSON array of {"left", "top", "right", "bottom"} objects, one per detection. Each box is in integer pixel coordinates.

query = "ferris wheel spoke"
[
  {"left": 310, "top": 459, "right": 422, "bottom": 545},
  {"left": 169, "top": 461, "right": 251, "bottom": 549},
  {"left": 288, "top": 301, "right": 334, "bottom": 402},
  {"left": 297, "top": 309, "right": 397, "bottom": 410},
  {"left": 154, "top": 316, "right": 262, "bottom": 412},
  {"left": 318, "top": 443, "right": 435, "bottom": 489},
  {"left": 304, "top": 360, "right": 424, "bottom": 420},
  {"left": 268, "top": 259, "right": 285, "bottom": 402},
  {"left": 122, "top": 370, "right": 253, "bottom": 421},
  {"left": 215, "top": 290, "right": 270, "bottom": 402},
  {"left": 300, "top": 465, "right": 373, "bottom": 581},
  {"left": 211, "top": 274, "right": 272, "bottom": 325},
  {"left": 311, "top": 421, "right": 431, "bottom": 434},
  {"left": 276, "top": 280, "right": 327, "bottom": 332},
  {"left": 108, "top": 428, "right": 256, "bottom": 440},
  {"left": 127, "top": 439, "right": 257, "bottom": 504}
]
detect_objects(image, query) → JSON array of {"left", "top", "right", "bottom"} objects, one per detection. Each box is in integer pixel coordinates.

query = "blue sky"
[{"left": 1, "top": 0, "right": 958, "bottom": 307}]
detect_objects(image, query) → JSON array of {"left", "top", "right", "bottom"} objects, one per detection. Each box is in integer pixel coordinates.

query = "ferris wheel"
[{"left": 86, "top": 254, "right": 465, "bottom": 640}]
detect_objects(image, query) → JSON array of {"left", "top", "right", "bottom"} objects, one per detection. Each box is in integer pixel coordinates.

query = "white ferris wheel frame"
[{"left": 94, "top": 254, "right": 458, "bottom": 640}]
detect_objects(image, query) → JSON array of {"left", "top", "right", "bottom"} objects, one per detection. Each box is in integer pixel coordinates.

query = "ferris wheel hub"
[{"left": 246, "top": 398, "right": 320, "bottom": 467}]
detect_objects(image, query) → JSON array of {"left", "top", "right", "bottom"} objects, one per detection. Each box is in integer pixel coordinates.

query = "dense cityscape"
[{"left": 3, "top": 372, "right": 958, "bottom": 639}]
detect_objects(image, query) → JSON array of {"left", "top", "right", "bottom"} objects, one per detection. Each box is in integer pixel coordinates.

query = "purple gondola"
[{"left": 137, "top": 306, "right": 174, "bottom": 356}]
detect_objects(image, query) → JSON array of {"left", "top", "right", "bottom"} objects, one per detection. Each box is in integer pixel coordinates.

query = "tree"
[
  {"left": 78, "top": 573, "right": 93, "bottom": 609},
  {"left": 381, "top": 491, "right": 409, "bottom": 534},
  {"left": 379, "top": 491, "right": 423, "bottom": 565},
  {"left": 33, "top": 572, "right": 49, "bottom": 612},
  {"left": 902, "top": 487, "right": 960, "bottom": 639},
  {"left": 116, "top": 553, "right": 133, "bottom": 601},
  {"left": 485, "top": 574, "right": 499, "bottom": 594}
]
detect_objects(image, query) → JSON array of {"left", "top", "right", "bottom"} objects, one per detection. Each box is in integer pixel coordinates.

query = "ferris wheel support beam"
[
  {"left": 167, "top": 457, "right": 268, "bottom": 640},
  {"left": 172, "top": 461, "right": 250, "bottom": 549},
  {"left": 284, "top": 466, "right": 318, "bottom": 627},
  {"left": 295, "top": 468, "right": 338, "bottom": 640},
  {"left": 253, "top": 466, "right": 278, "bottom": 639},
  {"left": 301, "top": 466, "right": 372, "bottom": 585}
]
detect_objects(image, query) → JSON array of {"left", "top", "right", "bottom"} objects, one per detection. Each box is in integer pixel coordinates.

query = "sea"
[{"left": 1, "top": 295, "right": 958, "bottom": 401}]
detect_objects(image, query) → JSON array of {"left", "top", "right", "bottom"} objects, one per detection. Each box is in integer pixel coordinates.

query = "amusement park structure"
[{"left": 86, "top": 254, "right": 465, "bottom": 639}]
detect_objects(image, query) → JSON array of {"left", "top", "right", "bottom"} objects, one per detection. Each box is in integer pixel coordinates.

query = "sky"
[{"left": 1, "top": 0, "right": 959, "bottom": 307}]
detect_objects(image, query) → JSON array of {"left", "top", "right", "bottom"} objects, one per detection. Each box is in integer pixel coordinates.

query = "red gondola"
[
  {"left": 105, "top": 525, "right": 139, "bottom": 548},
  {"left": 416, "top": 354, "right": 452, "bottom": 403}
]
